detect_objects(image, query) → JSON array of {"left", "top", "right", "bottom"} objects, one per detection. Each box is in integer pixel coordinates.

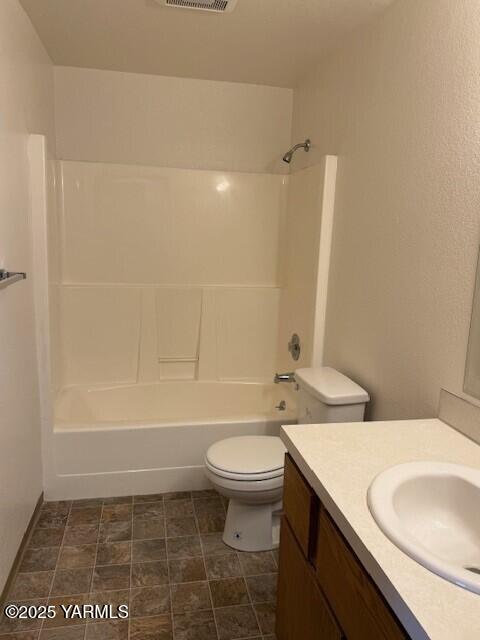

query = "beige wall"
[
  {"left": 292, "top": 0, "right": 480, "bottom": 420},
  {"left": 54, "top": 66, "right": 293, "bottom": 174},
  {"left": 0, "top": 0, "right": 55, "bottom": 589}
]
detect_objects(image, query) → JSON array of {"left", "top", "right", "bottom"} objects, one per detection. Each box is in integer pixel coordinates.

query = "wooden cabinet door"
[
  {"left": 316, "top": 512, "right": 408, "bottom": 640},
  {"left": 283, "top": 454, "right": 319, "bottom": 559},
  {"left": 276, "top": 518, "right": 343, "bottom": 640}
]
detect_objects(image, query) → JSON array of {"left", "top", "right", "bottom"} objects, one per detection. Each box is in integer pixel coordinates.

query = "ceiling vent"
[{"left": 161, "top": 0, "right": 238, "bottom": 13}]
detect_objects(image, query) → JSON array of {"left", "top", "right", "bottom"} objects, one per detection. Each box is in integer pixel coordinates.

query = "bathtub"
[{"left": 51, "top": 381, "right": 297, "bottom": 499}]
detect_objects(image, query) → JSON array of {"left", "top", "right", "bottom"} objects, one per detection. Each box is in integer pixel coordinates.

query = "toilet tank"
[{"left": 295, "top": 367, "right": 369, "bottom": 424}]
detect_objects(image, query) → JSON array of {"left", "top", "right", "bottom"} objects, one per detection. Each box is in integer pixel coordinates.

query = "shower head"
[{"left": 283, "top": 139, "right": 311, "bottom": 164}]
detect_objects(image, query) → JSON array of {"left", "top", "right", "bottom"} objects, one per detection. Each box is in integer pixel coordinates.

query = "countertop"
[{"left": 280, "top": 418, "right": 480, "bottom": 640}]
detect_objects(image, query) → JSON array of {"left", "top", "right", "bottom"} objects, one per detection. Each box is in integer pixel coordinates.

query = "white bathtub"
[{"left": 51, "top": 381, "right": 297, "bottom": 500}]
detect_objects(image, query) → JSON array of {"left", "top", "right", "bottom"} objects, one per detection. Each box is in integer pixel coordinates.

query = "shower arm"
[
  {"left": 290, "top": 140, "right": 310, "bottom": 154},
  {"left": 283, "top": 138, "right": 311, "bottom": 163}
]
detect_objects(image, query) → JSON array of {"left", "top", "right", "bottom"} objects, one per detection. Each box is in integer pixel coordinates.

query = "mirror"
[{"left": 464, "top": 248, "right": 480, "bottom": 399}]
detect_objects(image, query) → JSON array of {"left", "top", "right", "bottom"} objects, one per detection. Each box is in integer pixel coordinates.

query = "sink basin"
[{"left": 368, "top": 461, "right": 480, "bottom": 594}]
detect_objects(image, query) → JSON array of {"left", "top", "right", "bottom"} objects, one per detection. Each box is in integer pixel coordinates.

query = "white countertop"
[{"left": 280, "top": 419, "right": 480, "bottom": 640}]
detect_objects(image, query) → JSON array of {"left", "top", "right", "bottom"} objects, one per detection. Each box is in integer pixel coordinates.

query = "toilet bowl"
[
  {"left": 205, "top": 435, "right": 286, "bottom": 552},
  {"left": 204, "top": 367, "right": 370, "bottom": 552}
]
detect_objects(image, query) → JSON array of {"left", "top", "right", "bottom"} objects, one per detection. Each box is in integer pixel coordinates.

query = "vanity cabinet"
[
  {"left": 276, "top": 455, "right": 408, "bottom": 640},
  {"left": 277, "top": 517, "right": 343, "bottom": 640}
]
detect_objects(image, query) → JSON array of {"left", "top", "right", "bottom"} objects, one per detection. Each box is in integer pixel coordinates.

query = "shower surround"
[
  {"left": 44, "top": 158, "right": 335, "bottom": 498},
  {"left": 56, "top": 161, "right": 286, "bottom": 384}
]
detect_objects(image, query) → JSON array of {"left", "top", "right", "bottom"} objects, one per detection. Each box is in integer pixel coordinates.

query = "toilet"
[{"left": 204, "top": 367, "right": 369, "bottom": 552}]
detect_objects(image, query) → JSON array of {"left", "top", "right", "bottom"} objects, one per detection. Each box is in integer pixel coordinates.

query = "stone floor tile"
[
  {"left": 67, "top": 508, "right": 102, "bottom": 527},
  {"left": 0, "top": 599, "right": 47, "bottom": 634},
  {"left": 133, "top": 494, "right": 165, "bottom": 504},
  {"left": 96, "top": 542, "right": 131, "bottom": 566},
  {"left": 64, "top": 525, "right": 99, "bottom": 546},
  {"left": 85, "top": 620, "right": 128, "bottom": 639},
  {"left": 238, "top": 552, "right": 276, "bottom": 576},
  {"left": 166, "top": 536, "right": 202, "bottom": 560},
  {"left": 88, "top": 589, "right": 130, "bottom": 609},
  {"left": 28, "top": 527, "right": 64, "bottom": 549},
  {"left": 200, "top": 534, "right": 234, "bottom": 558},
  {"left": 51, "top": 568, "right": 93, "bottom": 596},
  {"left": 133, "top": 502, "right": 164, "bottom": 518},
  {"left": 129, "top": 614, "right": 172, "bottom": 640},
  {"left": 253, "top": 602, "right": 276, "bottom": 635},
  {"left": 168, "top": 557, "right": 206, "bottom": 584},
  {"left": 204, "top": 554, "right": 242, "bottom": 580},
  {"left": 101, "top": 505, "right": 132, "bottom": 523},
  {"left": 3, "top": 492, "right": 278, "bottom": 640},
  {"left": 245, "top": 573, "right": 277, "bottom": 603},
  {"left": 173, "top": 610, "right": 218, "bottom": 640},
  {"left": 163, "top": 492, "right": 191, "bottom": 501},
  {"left": 164, "top": 499, "right": 194, "bottom": 518},
  {"left": 35, "top": 513, "right": 68, "bottom": 530},
  {"left": 166, "top": 517, "right": 198, "bottom": 538},
  {"left": 131, "top": 561, "right": 169, "bottom": 588},
  {"left": 130, "top": 585, "right": 171, "bottom": 617},
  {"left": 196, "top": 513, "right": 226, "bottom": 535},
  {"left": 71, "top": 499, "right": 103, "bottom": 510},
  {"left": 209, "top": 577, "right": 249, "bottom": 607},
  {"left": 191, "top": 490, "right": 218, "bottom": 500},
  {"left": 192, "top": 498, "right": 224, "bottom": 515},
  {"left": 39, "top": 626, "right": 86, "bottom": 639},
  {"left": 214, "top": 605, "right": 260, "bottom": 640},
  {"left": 40, "top": 502, "right": 71, "bottom": 516},
  {"left": 98, "top": 522, "right": 131, "bottom": 544},
  {"left": 9, "top": 572, "right": 54, "bottom": 600},
  {"left": 2, "top": 631, "right": 41, "bottom": 639},
  {"left": 170, "top": 581, "right": 211, "bottom": 614},
  {"left": 91, "top": 565, "right": 130, "bottom": 592},
  {"left": 58, "top": 545, "right": 97, "bottom": 569},
  {"left": 133, "top": 516, "right": 165, "bottom": 541},
  {"left": 271, "top": 548, "right": 279, "bottom": 568},
  {"left": 44, "top": 595, "right": 89, "bottom": 628},
  {"left": 19, "top": 548, "right": 59, "bottom": 573},
  {"left": 132, "top": 539, "right": 166, "bottom": 563}
]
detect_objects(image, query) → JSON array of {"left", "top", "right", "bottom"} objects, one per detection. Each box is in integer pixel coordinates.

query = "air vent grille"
[{"left": 164, "top": 0, "right": 237, "bottom": 13}]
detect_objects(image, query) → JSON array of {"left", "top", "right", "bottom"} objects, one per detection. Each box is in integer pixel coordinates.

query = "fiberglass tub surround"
[
  {"left": 48, "top": 158, "right": 336, "bottom": 498},
  {"left": 56, "top": 162, "right": 286, "bottom": 388},
  {"left": 56, "top": 381, "right": 297, "bottom": 428},
  {"left": 54, "top": 381, "right": 295, "bottom": 500}
]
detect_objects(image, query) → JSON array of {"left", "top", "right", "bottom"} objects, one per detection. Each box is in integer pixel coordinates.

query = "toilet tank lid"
[{"left": 295, "top": 367, "right": 369, "bottom": 405}]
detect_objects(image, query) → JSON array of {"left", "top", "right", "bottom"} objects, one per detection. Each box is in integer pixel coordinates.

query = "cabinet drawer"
[
  {"left": 276, "top": 518, "right": 343, "bottom": 640},
  {"left": 283, "top": 454, "right": 319, "bottom": 558},
  {"left": 316, "top": 511, "right": 407, "bottom": 640}
]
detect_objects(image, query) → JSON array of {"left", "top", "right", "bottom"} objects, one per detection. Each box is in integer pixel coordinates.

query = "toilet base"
[{"left": 222, "top": 498, "right": 282, "bottom": 552}]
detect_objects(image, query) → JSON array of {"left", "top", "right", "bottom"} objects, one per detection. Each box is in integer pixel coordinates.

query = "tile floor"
[{"left": 0, "top": 491, "right": 278, "bottom": 639}]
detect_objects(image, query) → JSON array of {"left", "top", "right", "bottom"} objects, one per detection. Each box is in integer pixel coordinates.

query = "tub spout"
[{"left": 274, "top": 372, "right": 295, "bottom": 384}]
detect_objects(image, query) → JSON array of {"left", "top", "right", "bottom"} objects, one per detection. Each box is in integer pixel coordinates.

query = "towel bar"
[{"left": 0, "top": 269, "right": 27, "bottom": 290}]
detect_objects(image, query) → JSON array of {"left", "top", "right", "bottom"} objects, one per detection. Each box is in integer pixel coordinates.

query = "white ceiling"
[{"left": 20, "top": 0, "right": 393, "bottom": 88}]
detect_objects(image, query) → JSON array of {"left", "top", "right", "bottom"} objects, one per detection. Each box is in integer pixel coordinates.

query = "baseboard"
[
  {"left": 0, "top": 493, "right": 44, "bottom": 607},
  {"left": 45, "top": 466, "right": 212, "bottom": 501}
]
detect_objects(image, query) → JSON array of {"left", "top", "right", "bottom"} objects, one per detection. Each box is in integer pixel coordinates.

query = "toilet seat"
[
  {"left": 205, "top": 435, "right": 286, "bottom": 482},
  {"left": 206, "top": 462, "right": 284, "bottom": 482}
]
